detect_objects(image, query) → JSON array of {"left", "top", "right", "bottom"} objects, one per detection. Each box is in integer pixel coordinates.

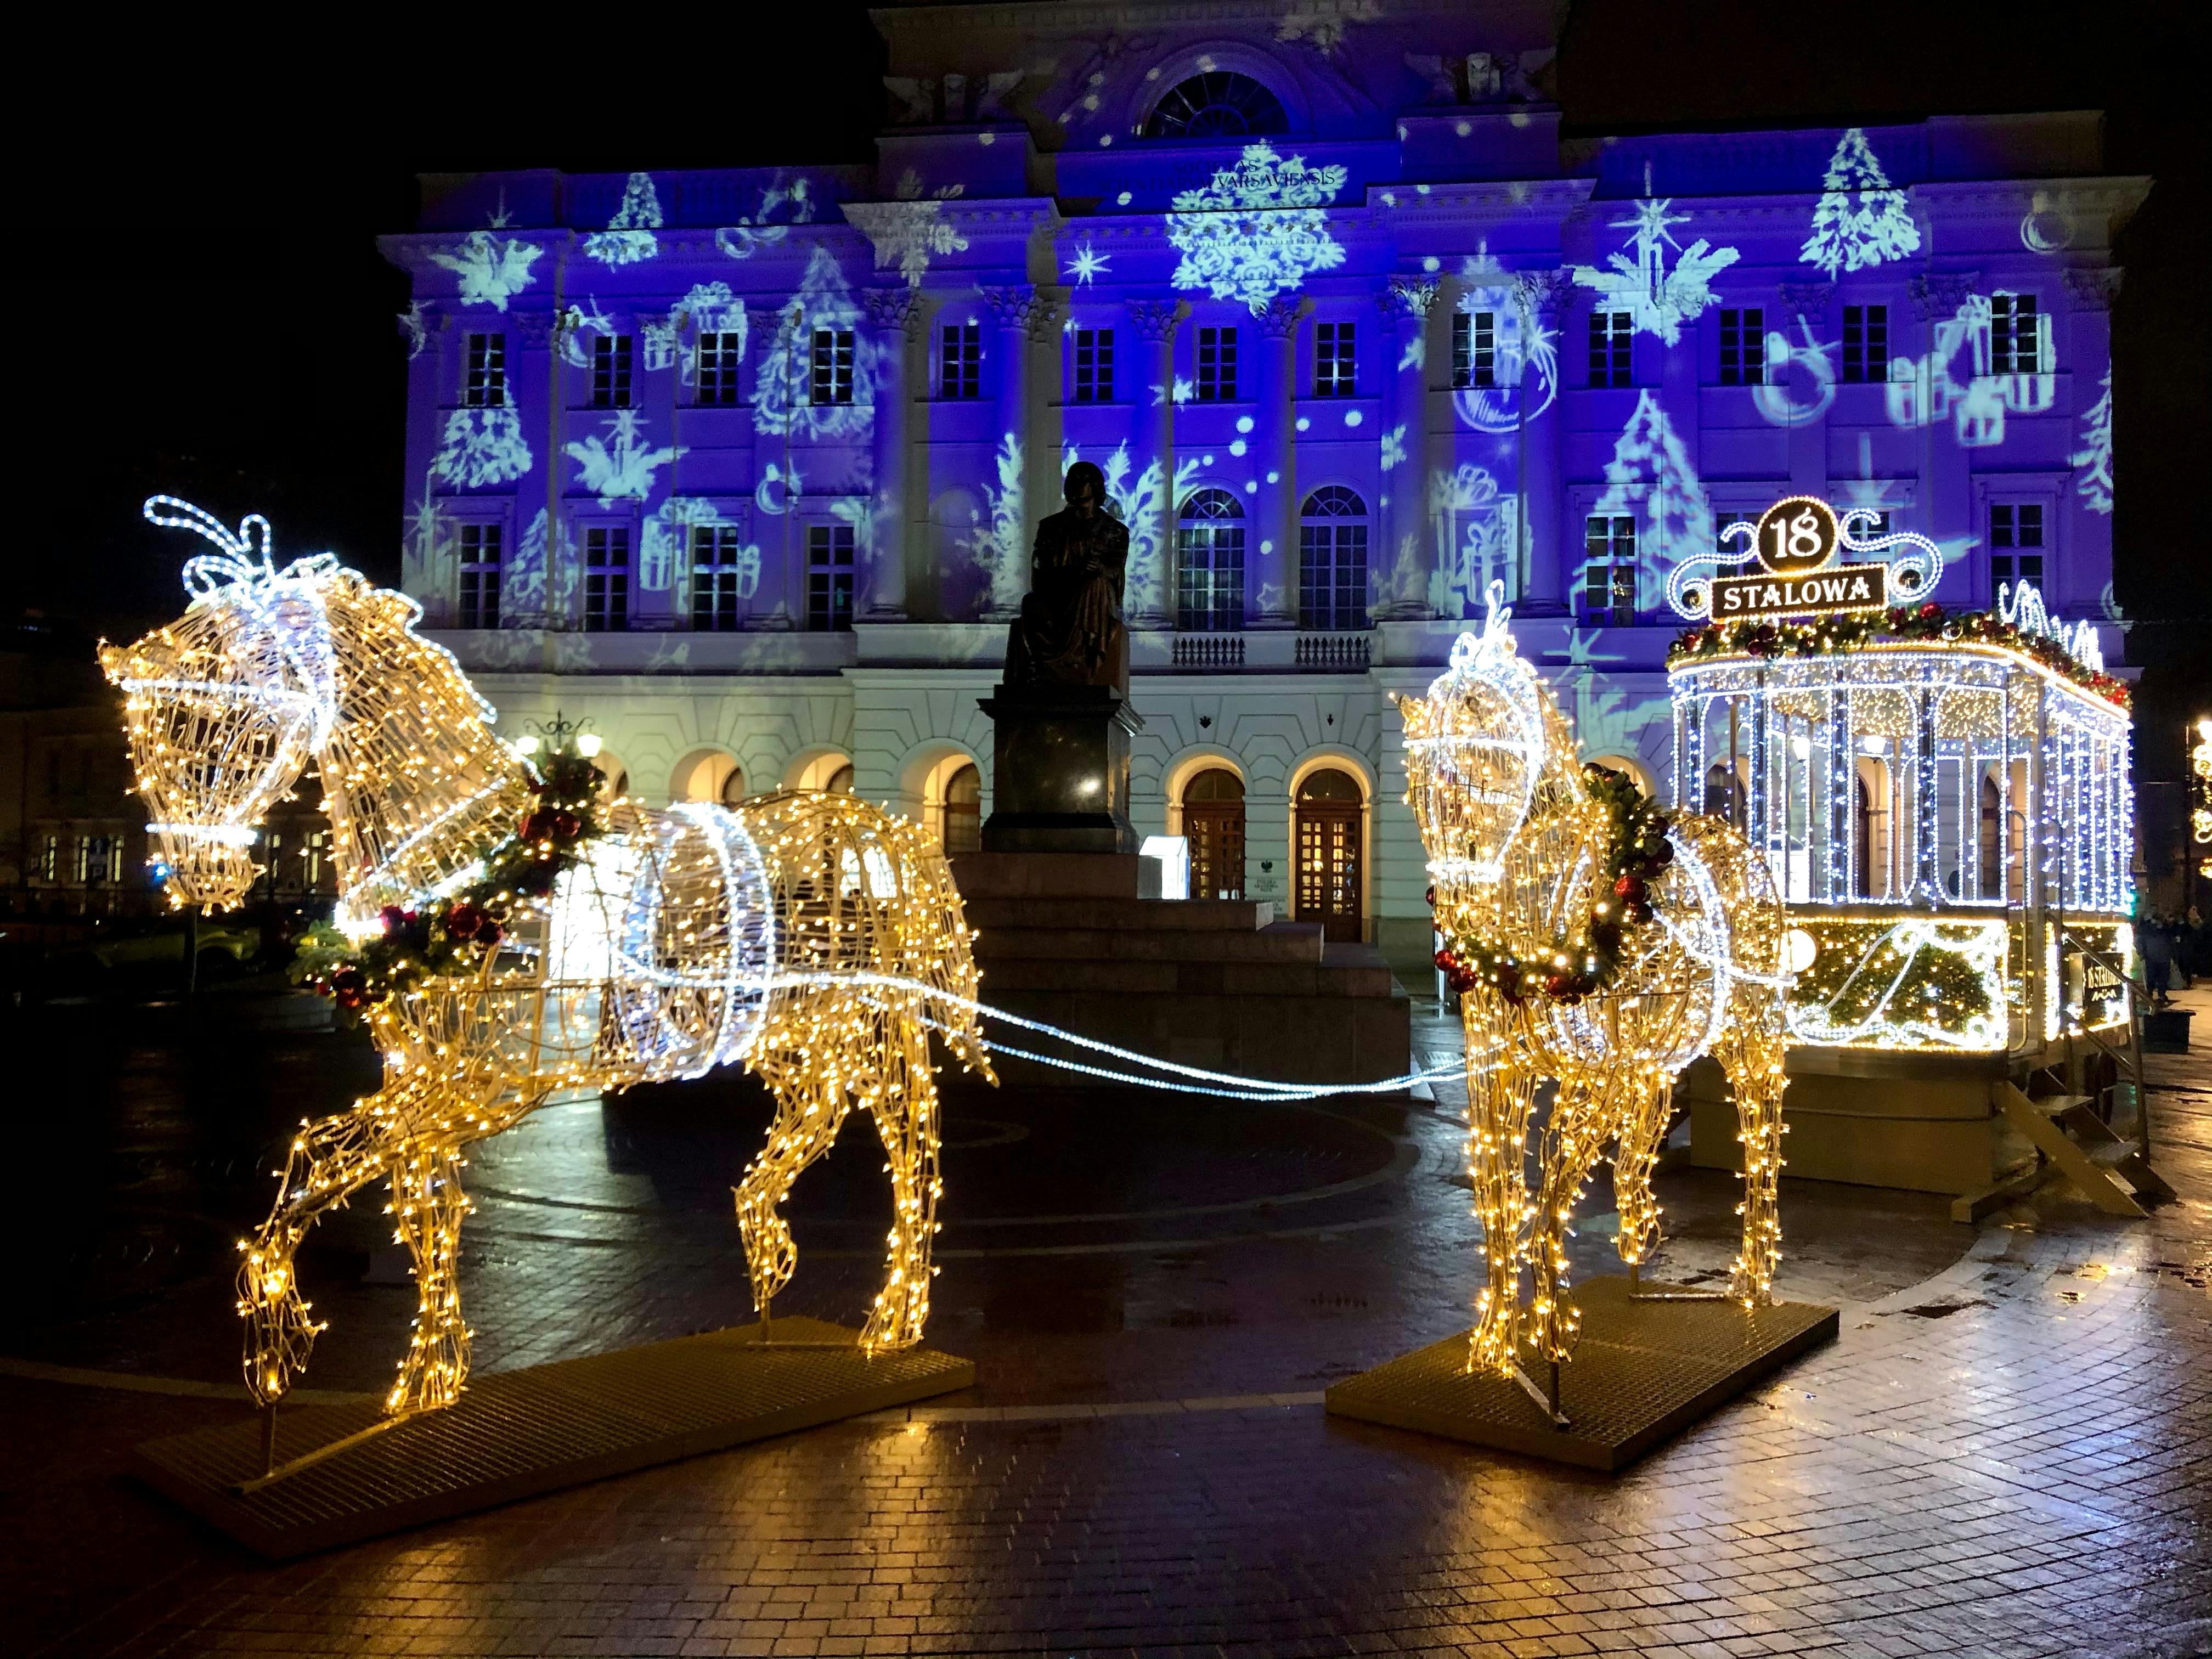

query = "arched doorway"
[
  {"left": 1294, "top": 768, "right": 1364, "bottom": 941},
  {"left": 827, "top": 763, "right": 855, "bottom": 794},
  {"left": 939, "top": 763, "right": 981, "bottom": 854},
  {"left": 1182, "top": 768, "right": 1245, "bottom": 900},
  {"left": 720, "top": 765, "right": 746, "bottom": 808}
]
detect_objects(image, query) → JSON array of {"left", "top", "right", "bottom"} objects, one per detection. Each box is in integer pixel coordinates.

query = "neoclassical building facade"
[{"left": 383, "top": 0, "right": 2140, "bottom": 975}]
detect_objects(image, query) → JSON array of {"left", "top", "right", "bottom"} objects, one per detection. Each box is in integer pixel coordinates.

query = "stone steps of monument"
[
  {"left": 959, "top": 895, "right": 1277, "bottom": 935},
  {"left": 970, "top": 920, "right": 1324, "bottom": 963},
  {"left": 975, "top": 944, "right": 1398, "bottom": 1000}
]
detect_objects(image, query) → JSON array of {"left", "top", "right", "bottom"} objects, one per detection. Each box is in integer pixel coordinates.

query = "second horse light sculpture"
[
  {"left": 103, "top": 499, "right": 992, "bottom": 1421},
  {"left": 1399, "top": 586, "right": 1792, "bottom": 1404}
]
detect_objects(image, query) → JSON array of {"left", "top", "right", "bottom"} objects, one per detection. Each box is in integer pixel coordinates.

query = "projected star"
[{"left": 1064, "top": 241, "right": 1110, "bottom": 285}]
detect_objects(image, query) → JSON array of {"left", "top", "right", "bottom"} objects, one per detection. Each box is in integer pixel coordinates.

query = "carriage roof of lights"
[{"left": 1662, "top": 497, "right": 2134, "bottom": 1056}]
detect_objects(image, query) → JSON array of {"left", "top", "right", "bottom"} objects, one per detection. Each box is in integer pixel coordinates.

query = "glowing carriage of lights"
[
  {"left": 1664, "top": 497, "right": 2134, "bottom": 1056},
  {"left": 1401, "top": 586, "right": 1792, "bottom": 1398},
  {"left": 101, "top": 499, "right": 992, "bottom": 1423}
]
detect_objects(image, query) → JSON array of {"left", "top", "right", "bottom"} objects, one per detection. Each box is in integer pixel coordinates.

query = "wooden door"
[
  {"left": 1182, "top": 768, "right": 1245, "bottom": 900},
  {"left": 1294, "top": 768, "right": 1363, "bottom": 941}
]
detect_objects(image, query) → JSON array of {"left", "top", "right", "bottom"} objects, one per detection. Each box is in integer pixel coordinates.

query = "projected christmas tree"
[{"left": 1801, "top": 129, "right": 1921, "bottom": 278}]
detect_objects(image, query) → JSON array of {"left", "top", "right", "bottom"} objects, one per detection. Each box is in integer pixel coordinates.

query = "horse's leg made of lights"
[
  {"left": 1715, "top": 992, "right": 1789, "bottom": 1305},
  {"left": 1527, "top": 1071, "right": 1626, "bottom": 1364},
  {"left": 236, "top": 1074, "right": 428, "bottom": 1407},
  {"left": 858, "top": 996, "right": 943, "bottom": 1353},
  {"left": 1462, "top": 1020, "right": 1534, "bottom": 1375},
  {"left": 383, "top": 1127, "right": 476, "bottom": 1414},
  {"left": 1609, "top": 1067, "right": 1678, "bottom": 1274},
  {"left": 732, "top": 1030, "right": 857, "bottom": 1331}
]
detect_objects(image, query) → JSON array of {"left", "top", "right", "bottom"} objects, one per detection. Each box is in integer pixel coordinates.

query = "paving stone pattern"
[{"left": 1, "top": 990, "right": 2205, "bottom": 1658}]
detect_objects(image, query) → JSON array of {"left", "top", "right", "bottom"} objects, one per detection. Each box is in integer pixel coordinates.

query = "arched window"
[
  {"left": 1143, "top": 72, "right": 1288, "bottom": 139},
  {"left": 1854, "top": 757, "right": 1892, "bottom": 899},
  {"left": 939, "top": 763, "right": 981, "bottom": 854},
  {"left": 1299, "top": 487, "right": 1368, "bottom": 631},
  {"left": 1177, "top": 489, "right": 1245, "bottom": 631},
  {"left": 1294, "top": 768, "right": 1364, "bottom": 941},
  {"left": 1182, "top": 768, "right": 1245, "bottom": 900}
]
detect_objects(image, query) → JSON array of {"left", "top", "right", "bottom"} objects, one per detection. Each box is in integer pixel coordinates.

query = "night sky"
[{"left": 19, "top": 2, "right": 2207, "bottom": 786}]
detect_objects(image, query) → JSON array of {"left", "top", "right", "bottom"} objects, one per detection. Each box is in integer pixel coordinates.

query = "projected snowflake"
[
  {"left": 1801, "top": 129, "right": 1920, "bottom": 279},
  {"left": 1167, "top": 142, "right": 1348, "bottom": 314},
  {"left": 434, "top": 407, "right": 534, "bottom": 488},
  {"left": 427, "top": 231, "right": 543, "bottom": 312},
  {"left": 845, "top": 172, "right": 968, "bottom": 288},
  {"left": 1570, "top": 198, "right": 1737, "bottom": 345},
  {"left": 1065, "top": 240, "right": 1110, "bottom": 286},
  {"left": 584, "top": 172, "right": 663, "bottom": 267}
]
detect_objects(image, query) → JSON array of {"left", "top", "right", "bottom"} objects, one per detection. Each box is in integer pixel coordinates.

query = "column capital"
[
  {"left": 1255, "top": 294, "right": 1311, "bottom": 339},
  {"left": 862, "top": 285, "right": 931, "bottom": 336},
  {"left": 1125, "top": 297, "right": 1186, "bottom": 342},
  {"left": 1779, "top": 280, "right": 1833, "bottom": 320},
  {"left": 514, "top": 312, "right": 562, "bottom": 350},
  {"left": 1379, "top": 277, "right": 1441, "bottom": 321},
  {"left": 1510, "top": 268, "right": 1573, "bottom": 322},
  {"left": 2064, "top": 266, "right": 2123, "bottom": 311},
  {"left": 979, "top": 283, "right": 1047, "bottom": 333},
  {"left": 1909, "top": 272, "right": 1980, "bottom": 320}
]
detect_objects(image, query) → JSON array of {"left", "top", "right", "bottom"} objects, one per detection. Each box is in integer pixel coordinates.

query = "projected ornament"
[
  {"left": 1167, "top": 142, "right": 1348, "bottom": 313},
  {"left": 102, "top": 500, "right": 993, "bottom": 1425},
  {"left": 1400, "top": 585, "right": 1793, "bottom": 1386}
]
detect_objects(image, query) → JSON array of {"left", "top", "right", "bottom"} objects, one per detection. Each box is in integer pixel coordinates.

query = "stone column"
[
  {"left": 1512, "top": 270, "right": 1572, "bottom": 615},
  {"left": 1780, "top": 280, "right": 1833, "bottom": 499},
  {"left": 1252, "top": 295, "right": 1308, "bottom": 627},
  {"left": 1374, "top": 278, "right": 1439, "bottom": 620},
  {"left": 515, "top": 309, "right": 569, "bottom": 630},
  {"left": 1126, "top": 298, "right": 1186, "bottom": 627},
  {"left": 980, "top": 284, "right": 1048, "bottom": 618},
  {"left": 1909, "top": 272, "right": 1979, "bottom": 605},
  {"left": 861, "top": 286, "right": 927, "bottom": 620},
  {"left": 2063, "top": 266, "right": 2120, "bottom": 619}
]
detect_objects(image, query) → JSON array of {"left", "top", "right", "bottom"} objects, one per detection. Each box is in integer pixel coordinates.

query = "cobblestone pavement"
[{"left": 1, "top": 984, "right": 2205, "bottom": 1658}]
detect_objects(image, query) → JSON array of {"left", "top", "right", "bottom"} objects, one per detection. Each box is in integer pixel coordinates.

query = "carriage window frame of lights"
[{"left": 1663, "top": 495, "right": 2134, "bottom": 1056}]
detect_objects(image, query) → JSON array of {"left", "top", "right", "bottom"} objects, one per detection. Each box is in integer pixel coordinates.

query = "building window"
[
  {"left": 940, "top": 323, "right": 981, "bottom": 399},
  {"left": 691, "top": 526, "right": 748, "bottom": 631},
  {"left": 1990, "top": 294, "right": 2041, "bottom": 374},
  {"left": 696, "top": 332, "right": 743, "bottom": 406},
  {"left": 1197, "top": 327, "right": 1238, "bottom": 402},
  {"left": 1073, "top": 328, "right": 1114, "bottom": 403},
  {"left": 36, "top": 834, "right": 58, "bottom": 883},
  {"left": 1989, "top": 503, "right": 2045, "bottom": 594},
  {"left": 1313, "top": 321, "right": 1356, "bottom": 397},
  {"left": 1589, "top": 311, "right": 1632, "bottom": 387},
  {"left": 806, "top": 523, "right": 854, "bottom": 631},
  {"left": 1176, "top": 488, "right": 1245, "bottom": 631},
  {"left": 1142, "top": 72, "right": 1288, "bottom": 140},
  {"left": 938, "top": 763, "right": 981, "bottom": 854},
  {"left": 458, "top": 523, "right": 503, "bottom": 629},
  {"left": 465, "top": 334, "right": 506, "bottom": 407},
  {"left": 591, "top": 334, "right": 633, "bottom": 408},
  {"left": 585, "top": 526, "right": 630, "bottom": 631},
  {"left": 811, "top": 329, "right": 855, "bottom": 405},
  {"left": 1581, "top": 515, "right": 1638, "bottom": 625},
  {"left": 1842, "top": 304, "right": 1888, "bottom": 383},
  {"left": 1452, "top": 310, "right": 1497, "bottom": 389},
  {"left": 1298, "top": 486, "right": 1368, "bottom": 631},
  {"left": 1719, "top": 308, "right": 1765, "bottom": 386}
]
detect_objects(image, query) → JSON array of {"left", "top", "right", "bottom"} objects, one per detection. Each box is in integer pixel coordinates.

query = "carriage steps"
[{"left": 948, "top": 852, "right": 1413, "bottom": 1091}]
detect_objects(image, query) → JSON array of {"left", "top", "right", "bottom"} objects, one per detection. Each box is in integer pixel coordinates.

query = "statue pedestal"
[{"left": 978, "top": 684, "right": 1142, "bottom": 854}]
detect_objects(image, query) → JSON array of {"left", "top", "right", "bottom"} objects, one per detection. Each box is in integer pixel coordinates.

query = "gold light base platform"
[
  {"left": 131, "top": 1318, "right": 974, "bottom": 1559},
  {"left": 1324, "top": 1277, "right": 1837, "bottom": 1471}
]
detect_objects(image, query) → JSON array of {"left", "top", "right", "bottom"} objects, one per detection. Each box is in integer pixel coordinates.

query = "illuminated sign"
[{"left": 1709, "top": 499, "right": 1886, "bottom": 620}]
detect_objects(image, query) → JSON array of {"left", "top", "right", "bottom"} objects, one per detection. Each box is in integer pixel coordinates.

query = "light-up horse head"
[
  {"left": 1397, "top": 584, "right": 1559, "bottom": 897},
  {"left": 99, "top": 499, "right": 342, "bottom": 911}
]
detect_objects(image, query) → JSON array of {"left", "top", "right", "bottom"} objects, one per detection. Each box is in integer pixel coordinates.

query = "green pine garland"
[
  {"left": 1431, "top": 764, "right": 1675, "bottom": 1007},
  {"left": 291, "top": 746, "right": 606, "bottom": 1010}
]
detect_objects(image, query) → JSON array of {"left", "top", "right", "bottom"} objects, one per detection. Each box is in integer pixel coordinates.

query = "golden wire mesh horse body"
[
  {"left": 1398, "top": 592, "right": 1790, "bottom": 1381},
  {"left": 101, "top": 501, "right": 990, "bottom": 1417}
]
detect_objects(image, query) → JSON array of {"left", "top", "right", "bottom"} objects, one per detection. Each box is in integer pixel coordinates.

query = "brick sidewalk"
[{"left": 2, "top": 992, "right": 2205, "bottom": 1658}]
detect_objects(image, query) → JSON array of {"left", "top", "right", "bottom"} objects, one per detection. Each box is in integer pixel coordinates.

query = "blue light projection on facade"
[
  {"left": 584, "top": 172, "right": 664, "bottom": 267},
  {"left": 1570, "top": 198, "right": 1738, "bottom": 343},
  {"left": 1167, "top": 142, "right": 1348, "bottom": 312},
  {"left": 377, "top": 3, "right": 2137, "bottom": 961},
  {"left": 1800, "top": 129, "right": 1921, "bottom": 278},
  {"left": 427, "top": 230, "right": 541, "bottom": 311}
]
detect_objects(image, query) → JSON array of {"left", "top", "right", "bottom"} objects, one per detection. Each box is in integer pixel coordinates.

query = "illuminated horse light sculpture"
[
  {"left": 1398, "top": 589, "right": 1790, "bottom": 1407},
  {"left": 101, "top": 499, "right": 991, "bottom": 1421}
]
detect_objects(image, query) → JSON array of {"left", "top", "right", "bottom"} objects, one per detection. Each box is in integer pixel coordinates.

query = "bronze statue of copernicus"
[{"left": 1004, "top": 461, "right": 1129, "bottom": 692}]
